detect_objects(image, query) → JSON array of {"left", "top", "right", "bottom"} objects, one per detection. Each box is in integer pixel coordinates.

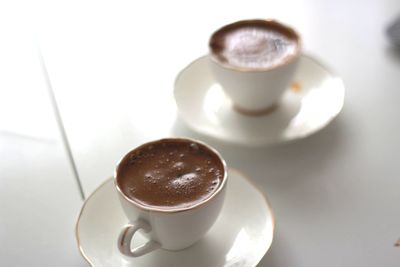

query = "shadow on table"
[
  {"left": 386, "top": 45, "right": 400, "bottom": 64},
  {"left": 171, "top": 112, "right": 347, "bottom": 187},
  {"left": 171, "top": 112, "right": 348, "bottom": 205},
  {"left": 256, "top": 231, "right": 290, "bottom": 267}
]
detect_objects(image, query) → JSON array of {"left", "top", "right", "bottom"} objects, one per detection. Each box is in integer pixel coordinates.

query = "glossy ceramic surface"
[
  {"left": 76, "top": 169, "right": 274, "bottom": 267},
  {"left": 174, "top": 55, "right": 345, "bottom": 146}
]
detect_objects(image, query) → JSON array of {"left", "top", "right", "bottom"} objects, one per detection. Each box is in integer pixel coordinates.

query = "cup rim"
[
  {"left": 209, "top": 19, "right": 302, "bottom": 72},
  {"left": 114, "top": 137, "right": 228, "bottom": 214}
]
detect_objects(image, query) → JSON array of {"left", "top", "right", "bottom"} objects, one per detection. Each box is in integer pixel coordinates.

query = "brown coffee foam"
[
  {"left": 116, "top": 139, "right": 224, "bottom": 210},
  {"left": 209, "top": 19, "right": 300, "bottom": 71}
]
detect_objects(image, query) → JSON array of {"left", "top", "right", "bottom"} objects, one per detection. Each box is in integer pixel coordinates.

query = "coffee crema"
[
  {"left": 116, "top": 139, "right": 225, "bottom": 210},
  {"left": 209, "top": 20, "right": 299, "bottom": 70}
]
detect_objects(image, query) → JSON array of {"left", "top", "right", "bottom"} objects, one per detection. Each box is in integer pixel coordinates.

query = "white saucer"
[
  {"left": 76, "top": 169, "right": 275, "bottom": 267},
  {"left": 174, "top": 55, "right": 345, "bottom": 146}
]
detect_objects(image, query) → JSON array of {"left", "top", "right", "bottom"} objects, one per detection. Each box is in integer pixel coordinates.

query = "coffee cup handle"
[{"left": 118, "top": 219, "right": 161, "bottom": 257}]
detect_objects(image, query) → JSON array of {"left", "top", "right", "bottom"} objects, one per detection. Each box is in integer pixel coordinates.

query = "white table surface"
[
  {"left": 2, "top": 0, "right": 400, "bottom": 266},
  {"left": 0, "top": 11, "right": 86, "bottom": 266}
]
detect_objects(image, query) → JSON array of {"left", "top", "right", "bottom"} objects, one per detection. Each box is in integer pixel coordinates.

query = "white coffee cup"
[
  {"left": 209, "top": 19, "right": 301, "bottom": 115},
  {"left": 114, "top": 138, "right": 228, "bottom": 257}
]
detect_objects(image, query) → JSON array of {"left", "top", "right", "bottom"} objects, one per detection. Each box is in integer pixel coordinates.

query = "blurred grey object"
[{"left": 387, "top": 15, "right": 400, "bottom": 46}]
